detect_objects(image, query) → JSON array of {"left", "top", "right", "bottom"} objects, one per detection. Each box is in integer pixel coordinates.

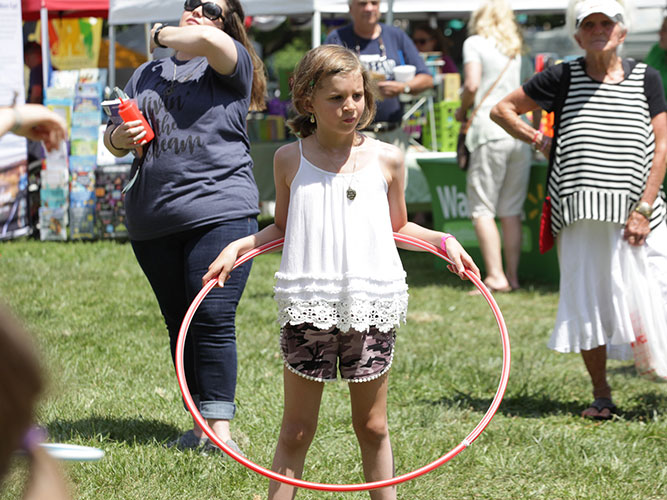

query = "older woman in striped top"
[{"left": 491, "top": 0, "right": 667, "bottom": 420}]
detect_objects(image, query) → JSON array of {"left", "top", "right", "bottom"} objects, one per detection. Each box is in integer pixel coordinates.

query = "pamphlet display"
[
  {"left": 39, "top": 141, "right": 69, "bottom": 241},
  {"left": 39, "top": 70, "right": 131, "bottom": 241}
]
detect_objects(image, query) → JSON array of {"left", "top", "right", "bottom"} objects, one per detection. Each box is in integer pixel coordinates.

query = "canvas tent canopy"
[
  {"left": 21, "top": 0, "right": 108, "bottom": 21},
  {"left": 106, "top": 0, "right": 666, "bottom": 87},
  {"left": 108, "top": 0, "right": 666, "bottom": 22},
  {"left": 107, "top": 0, "right": 666, "bottom": 49},
  {"left": 107, "top": 0, "right": 599, "bottom": 47}
]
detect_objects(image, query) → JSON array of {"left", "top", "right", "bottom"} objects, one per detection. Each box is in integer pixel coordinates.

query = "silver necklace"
[
  {"left": 315, "top": 135, "right": 358, "bottom": 201},
  {"left": 346, "top": 153, "right": 357, "bottom": 200},
  {"left": 164, "top": 58, "right": 207, "bottom": 96}
]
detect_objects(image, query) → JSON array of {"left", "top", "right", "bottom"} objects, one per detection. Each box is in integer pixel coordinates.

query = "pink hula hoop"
[{"left": 176, "top": 234, "right": 510, "bottom": 492}]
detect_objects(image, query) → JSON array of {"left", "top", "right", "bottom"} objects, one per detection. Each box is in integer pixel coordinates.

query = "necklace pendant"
[{"left": 347, "top": 187, "right": 357, "bottom": 200}]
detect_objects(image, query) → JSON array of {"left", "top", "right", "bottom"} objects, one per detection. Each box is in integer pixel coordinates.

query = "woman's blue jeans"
[{"left": 131, "top": 217, "right": 257, "bottom": 420}]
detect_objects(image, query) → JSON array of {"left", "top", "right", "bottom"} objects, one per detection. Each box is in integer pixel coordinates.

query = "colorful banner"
[{"left": 45, "top": 18, "right": 103, "bottom": 70}]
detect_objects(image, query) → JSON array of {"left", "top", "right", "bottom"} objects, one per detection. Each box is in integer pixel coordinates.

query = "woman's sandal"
[{"left": 582, "top": 397, "right": 617, "bottom": 420}]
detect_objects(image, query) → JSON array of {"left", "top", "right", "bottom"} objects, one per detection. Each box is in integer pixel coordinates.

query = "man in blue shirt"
[{"left": 325, "top": 0, "right": 432, "bottom": 149}]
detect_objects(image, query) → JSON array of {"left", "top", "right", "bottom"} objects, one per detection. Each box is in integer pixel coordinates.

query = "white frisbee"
[{"left": 40, "top": 443, "right": 105, "bottom": 462}]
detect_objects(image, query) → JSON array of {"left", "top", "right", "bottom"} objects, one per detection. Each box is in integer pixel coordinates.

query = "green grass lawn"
[{"left": 0, "top": 239, "right": 665, "bottom": 500}]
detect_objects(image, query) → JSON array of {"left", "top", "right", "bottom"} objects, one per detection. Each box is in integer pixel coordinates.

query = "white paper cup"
[{"left": 393, "top": 64, "right": 416, "bottom": 82}]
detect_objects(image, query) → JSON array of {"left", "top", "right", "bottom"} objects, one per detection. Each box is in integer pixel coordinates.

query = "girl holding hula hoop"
[{"left": 204, "top": 45, "right": 480, "bottom": 499}]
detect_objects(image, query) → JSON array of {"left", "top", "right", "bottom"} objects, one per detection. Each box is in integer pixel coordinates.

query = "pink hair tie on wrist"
[
  {"left": 21, "top": 426, "right": 47, "bottom": 453},
  {"left": 440, "top": 233, "right": 455, "bottom": 254},
  {"left": 531, "top": 130, "right": 540, "bottom": 145}
]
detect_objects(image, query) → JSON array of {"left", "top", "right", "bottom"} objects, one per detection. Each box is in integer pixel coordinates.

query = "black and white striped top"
[{"left": 524, "top": 58, "right": 667, "bottom": 236}]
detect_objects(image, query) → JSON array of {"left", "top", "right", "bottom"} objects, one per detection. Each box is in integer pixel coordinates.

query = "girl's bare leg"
[
  {"left": 268, "top": 367, "right": 324, "bottom": 500},
  {"left": 349, "top": 373, "right": 396, "bottom": 500}
]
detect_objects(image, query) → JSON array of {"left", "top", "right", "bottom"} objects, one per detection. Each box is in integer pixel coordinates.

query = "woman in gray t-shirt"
[{"left": 103, "top": 0, "right": 266, "bottom": 455}]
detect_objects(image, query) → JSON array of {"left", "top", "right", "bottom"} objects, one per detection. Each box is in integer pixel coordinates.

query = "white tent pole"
[
  {"left": 145, "top": 23, "right": 154, "bottom": 61},
  {"left": 109, "top": 25, "right": 116, "bottom": 89},
  {"left": 312, "top": 9, "right": 321, "bottom": 48},
  {"left": 40, "top": 7, "right": 49, "bottom": 92},
  {"left": 386, "top": 0, "right": 394, "bottom": 26}
]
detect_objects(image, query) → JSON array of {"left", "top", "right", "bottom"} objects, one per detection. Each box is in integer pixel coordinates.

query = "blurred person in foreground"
[
  {"left": 325, "top": 0, "right": 433, "bottom": 150},
  {"left": 0, "top": 103, "right": 66, "bottom": 149},
  {"left": 1, "top": 106, "right": 68, "bottom": 499},
  {"left": 411, "top": 23, "right": 459, "bottom": 74},
  {"left": 491, "top": 0, "right": 667, "bottom": 419},
  {"left": 455, "top": 0, "right": 533, "bottom": 293},
  {"left": 644, "top": 15, "right": 667, "bottom": 99},
  {"left": 0, "top": 302, "right": 70, "bottom": 500},
  {"left": 103, "top": 0, "right": 267, "bottom": 454}
]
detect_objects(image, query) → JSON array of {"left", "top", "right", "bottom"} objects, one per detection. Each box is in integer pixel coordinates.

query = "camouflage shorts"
[{"left": 279, "top": 323, "right": 396, "bottom": 383}]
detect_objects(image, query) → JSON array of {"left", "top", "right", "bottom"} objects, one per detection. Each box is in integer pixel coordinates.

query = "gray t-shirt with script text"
[{"left": 122, "top": 41, "right": 259, "bottom": 240}]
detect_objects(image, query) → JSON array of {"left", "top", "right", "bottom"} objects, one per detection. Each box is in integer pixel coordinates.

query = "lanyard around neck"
[{"left": 354, "top": 33, "right": 386, "bottom": 60}]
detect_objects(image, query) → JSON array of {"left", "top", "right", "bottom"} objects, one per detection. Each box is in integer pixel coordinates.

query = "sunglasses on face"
[
  {"left": 184, "top": 0, "right": 224, "bottom": 22},
  {"left": 413, "top": 37, "right": 432, "bottom": 45}
]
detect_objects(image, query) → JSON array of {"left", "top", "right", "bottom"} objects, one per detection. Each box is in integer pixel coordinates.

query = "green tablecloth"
[{"left": 416, "top": 153, "right": 560, "bottom": 284}]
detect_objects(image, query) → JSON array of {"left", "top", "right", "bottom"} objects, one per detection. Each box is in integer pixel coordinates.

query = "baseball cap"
[{"left": 575, "top": 0, "right": 624, "bottom": 28}]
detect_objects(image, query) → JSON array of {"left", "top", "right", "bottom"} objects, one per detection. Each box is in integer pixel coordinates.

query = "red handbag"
[
  {"left": 537, "top": 62, "right": 570, "bottom": 256},
  {"left": 539, "top": 196, "right": 554, "bottom": 254}
]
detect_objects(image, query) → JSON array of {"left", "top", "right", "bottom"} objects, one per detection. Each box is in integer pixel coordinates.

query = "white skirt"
[{"left": 549, "top": 219, "right": 667, "bottom": 360}]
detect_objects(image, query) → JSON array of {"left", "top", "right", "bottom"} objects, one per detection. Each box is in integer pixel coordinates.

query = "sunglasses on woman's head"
[{"left": 184, "top": 0, "right": 224, "bottom": 21}]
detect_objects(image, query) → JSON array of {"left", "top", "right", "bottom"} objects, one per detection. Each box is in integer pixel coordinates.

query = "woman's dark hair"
[
  {"left": 24, "top": 41, "right": 42, "bottom": 57},
  {"left": 412, "top": 23, "right": 452, "bottom": 56},
  {"left": 220, "top": 0, "right": 267, "bottom": 110}
]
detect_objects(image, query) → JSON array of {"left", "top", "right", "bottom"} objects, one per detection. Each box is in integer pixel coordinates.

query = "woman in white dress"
[{"left": 491, "top": 0, "right": 667, "bottom": 419}]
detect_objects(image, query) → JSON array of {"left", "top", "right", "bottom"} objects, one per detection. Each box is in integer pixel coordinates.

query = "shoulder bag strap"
[
  {"left": 461, "top": 57, "right": 513, "bottom": 134},
  {"left": 545, "top": 61, "right": 571, "bottom": 184}
]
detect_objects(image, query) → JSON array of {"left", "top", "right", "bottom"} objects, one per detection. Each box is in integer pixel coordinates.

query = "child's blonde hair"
[
  {"left": 287, "top": 45, "right": 377, "bottom": 138},
  {"left": 468, "top": 0, "right": 524, "bottom": 58}
]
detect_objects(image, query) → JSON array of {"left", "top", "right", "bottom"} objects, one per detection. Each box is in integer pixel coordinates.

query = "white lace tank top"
[{"left": 274, "top": 139, "right": 408, "bottom": 333}]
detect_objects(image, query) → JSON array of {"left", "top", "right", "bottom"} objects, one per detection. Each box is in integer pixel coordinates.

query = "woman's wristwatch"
[
  {"left": 10, "top": 106, "right": 22, "bottom": 133},
  {"left": 154, "top": 24, "right": 168, "bottom": 49},
  {"left": 633, "top": 201, "right": 654, "bottom": 219}
]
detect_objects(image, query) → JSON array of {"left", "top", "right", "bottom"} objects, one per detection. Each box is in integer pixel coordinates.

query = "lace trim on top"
[
  {"left": 275, "top": 273, "right": 408, "bottom": 333},
  {"left": 275, "top": 296, "right": 408, "bottom": 333}
]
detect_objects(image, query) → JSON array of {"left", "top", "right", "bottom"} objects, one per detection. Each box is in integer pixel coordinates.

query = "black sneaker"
[
  {"left": 201, "top": 438, "right": 245, "bottom": 457},
  {"left": 166, "top": 430, "right": 206, "bottom": 450}
]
